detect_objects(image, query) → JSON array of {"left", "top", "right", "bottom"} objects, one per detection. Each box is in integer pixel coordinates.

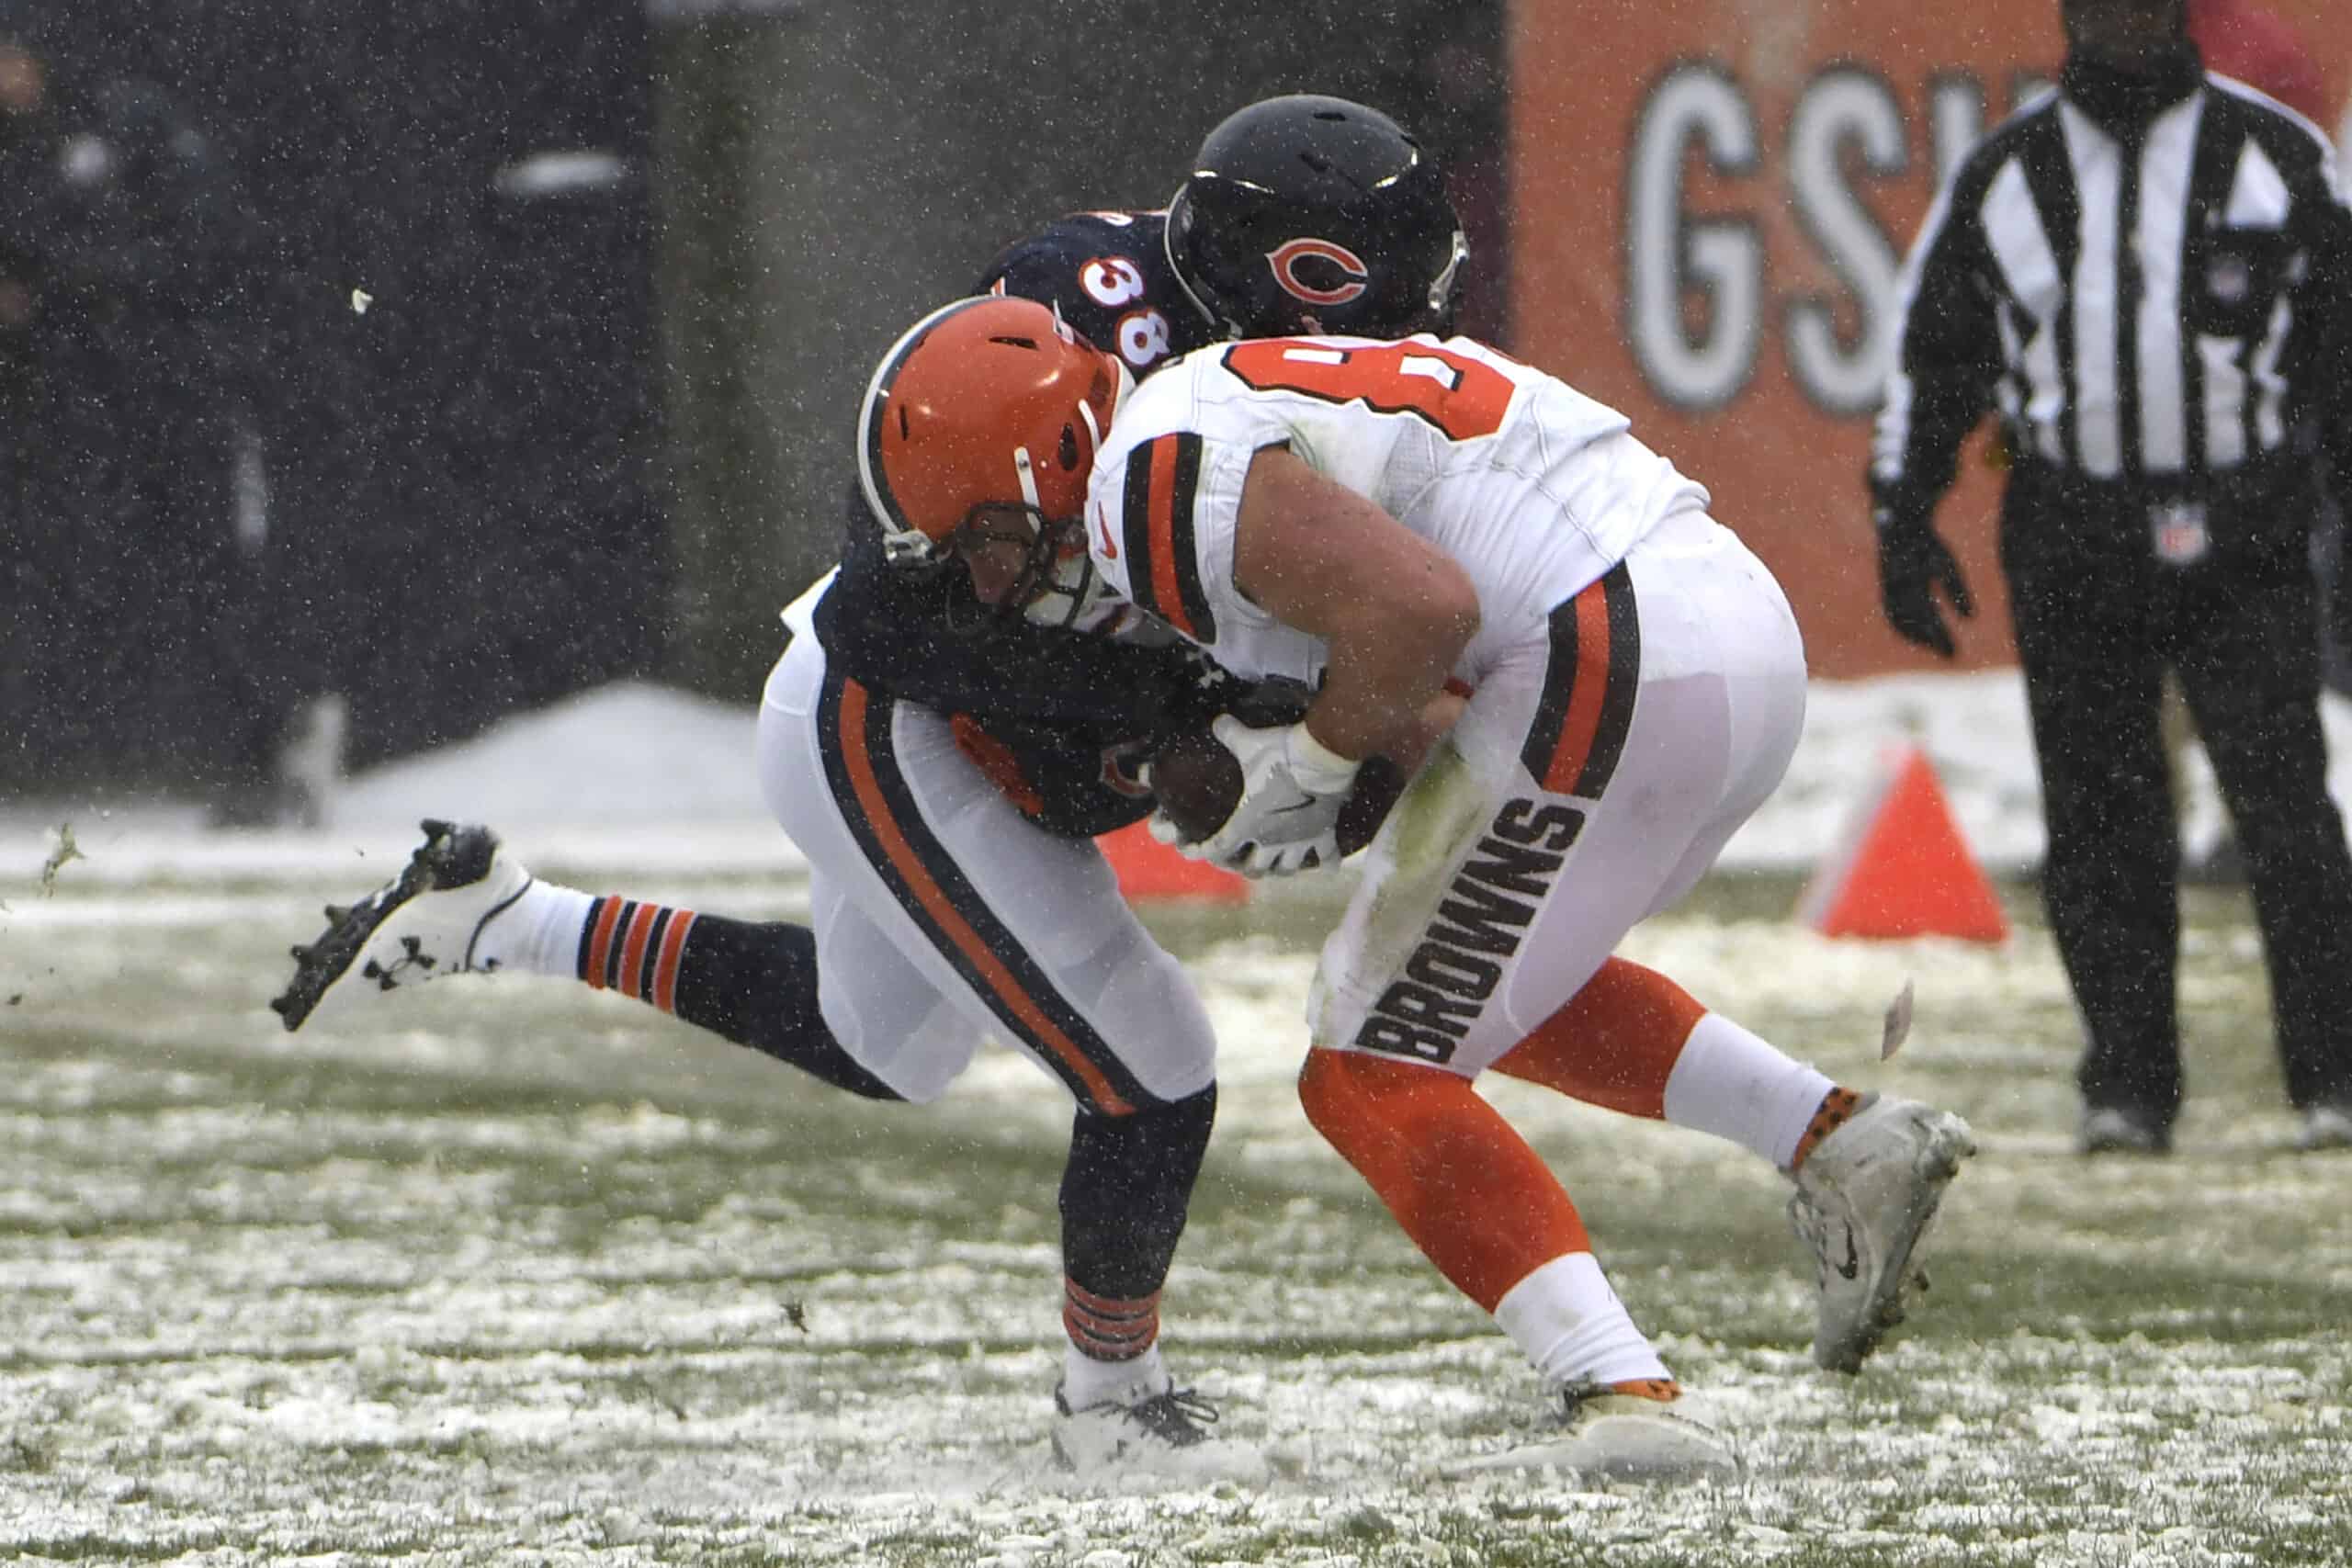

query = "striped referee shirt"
[{"left": 1871, "top": 73, "right": 2352, "bottom": 507}]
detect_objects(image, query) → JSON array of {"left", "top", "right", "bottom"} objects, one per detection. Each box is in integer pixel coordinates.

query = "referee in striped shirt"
[{"left": 1870, "top": 0, "right": 2352, "bottom": 1155}]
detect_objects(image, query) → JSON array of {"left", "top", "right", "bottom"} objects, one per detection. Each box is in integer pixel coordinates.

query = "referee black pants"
[{"left": 2002, "top": 471, "right": 2352, "bottom": 1127}]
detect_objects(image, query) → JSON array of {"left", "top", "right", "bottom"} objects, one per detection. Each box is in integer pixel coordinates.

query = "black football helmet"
[{"left": 1165, "top": 94, "right": 1468, "bottom": 342}]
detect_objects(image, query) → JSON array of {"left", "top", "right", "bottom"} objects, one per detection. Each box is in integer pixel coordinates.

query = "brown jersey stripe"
[
  {"left": 823, "top": 677, "right": 1138, "bottom": 1116},
  {"left": 1521, "top": 563, "right": 1641, "bottom": 798},
  {"left": 1121, "top": 434, "right": 1214, "bottom": 640}
]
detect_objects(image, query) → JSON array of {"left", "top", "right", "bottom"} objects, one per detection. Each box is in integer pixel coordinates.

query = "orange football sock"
[
  {"left": 1297, "top": 1047, "right": 1590, "bottom": 1313},
  {"left": 1492, "top": 957, "right": 1706, "bottom": 1119}
]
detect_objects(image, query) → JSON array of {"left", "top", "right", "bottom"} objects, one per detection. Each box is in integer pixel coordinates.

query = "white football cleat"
[
  {"left": 1050, "top": 1382, "right": 1267, "bottom": 1483},
  {"left": 270, "top": 819, "right": 533, "bottom": 1031},
  {"left": 1789, "top": 1093, "right": 1976, "bottom": 1372},
  {"left": 1442, "top": 1382, "right": 1739, "bottom": 1482}
]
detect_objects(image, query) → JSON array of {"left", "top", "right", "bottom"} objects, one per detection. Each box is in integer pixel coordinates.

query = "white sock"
[
  {"left": 1060, "top": 1342, "right": 1170, "bottom": 1409},
  {"left": 1661, "top": 1012, "right": 1838, "bottom": 1170},
  {"left": 1493, "top": 1253, "right": 1671, "bottom": 1388},
  {"left": 475, "top": 881, "right": 596, "bottom": 977}
]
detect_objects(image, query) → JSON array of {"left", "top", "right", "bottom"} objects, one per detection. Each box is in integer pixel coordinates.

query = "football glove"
[
  {"left": 1876, "top": 502, "right": 1973, "bottom": 659},
  {"left": 1153, "top": 715, "right": 1361, "bottom": 878}
]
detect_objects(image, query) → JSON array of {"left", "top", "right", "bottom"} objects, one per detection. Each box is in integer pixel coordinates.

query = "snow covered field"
[{"left": 3, "top": 676, "right": 2348, "bottom": 1565}]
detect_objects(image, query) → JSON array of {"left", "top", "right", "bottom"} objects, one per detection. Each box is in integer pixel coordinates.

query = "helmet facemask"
[
  {"left": 1009, "top": 513, "right": 1113, "bottom": 631},
  {"left": 940, "top": 502, "right": 1114, "bottom": 635}
]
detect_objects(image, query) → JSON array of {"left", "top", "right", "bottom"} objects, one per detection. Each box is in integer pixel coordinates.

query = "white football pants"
[
  {"left": 1309, "top": 508, "right": 1807, "bottom": 1074},
  {"left": 755, "top": 626, "right": 1216, "bottom": 1111}
]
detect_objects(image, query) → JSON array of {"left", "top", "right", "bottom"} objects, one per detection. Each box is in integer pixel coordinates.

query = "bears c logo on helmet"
[{"left": 1265, "top": 237, "right": 1369, "bottom": 307}]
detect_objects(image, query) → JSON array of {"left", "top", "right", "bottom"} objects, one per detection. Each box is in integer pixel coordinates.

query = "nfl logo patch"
[{"left": 2151, "top": 499, "right": 2209, "bottom": 565}]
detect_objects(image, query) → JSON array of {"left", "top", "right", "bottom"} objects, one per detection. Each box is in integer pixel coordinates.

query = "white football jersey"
[{"left": 1082, "top": 333, "right": 1712, "bottom": 684}]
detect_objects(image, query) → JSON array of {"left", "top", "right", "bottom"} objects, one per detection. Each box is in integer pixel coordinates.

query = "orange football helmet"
[{"left": 856, "top": 296, "right": 1127, "bottom": 624}]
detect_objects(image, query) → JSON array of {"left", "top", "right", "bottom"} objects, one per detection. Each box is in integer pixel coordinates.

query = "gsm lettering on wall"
[
  {"left": 1510, "top": 0, "right": 2079, "bottom": 676},
  {"left": 1624, "top": 61, "right": 2050, "bottom": 417}
]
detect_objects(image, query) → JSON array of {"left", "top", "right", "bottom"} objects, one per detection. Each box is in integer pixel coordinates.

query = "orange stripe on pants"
[
  {"left": 1492, "top": 957, "right": 1705, "bottom": 1120},
  {"left": 1543, "top": 580, "right": 1617, "bottom": 795},
  {"left": 837, "top": 682, "right": 1133, "bottom": 1115},
  {"left": 1296, "top": 1048, "right": 1591, "bottom": 1313}
]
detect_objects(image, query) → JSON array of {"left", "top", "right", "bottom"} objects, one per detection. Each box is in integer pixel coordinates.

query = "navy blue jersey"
[{"left": 810, "top": 210, "right": 1228, "bottom": 836}]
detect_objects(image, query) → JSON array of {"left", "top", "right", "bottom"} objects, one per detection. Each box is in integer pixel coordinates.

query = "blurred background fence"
[
  {"left": 0, "top": 0, "right": 2341, "bottom": 812},
  {"left": 0, "top": 0, "right": 1502, "bottom": 808}
]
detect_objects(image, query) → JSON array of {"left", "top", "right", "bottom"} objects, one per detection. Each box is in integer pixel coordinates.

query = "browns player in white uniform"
[{"left": 892, "top": 289, "right": 1980, "bottom": 1473}]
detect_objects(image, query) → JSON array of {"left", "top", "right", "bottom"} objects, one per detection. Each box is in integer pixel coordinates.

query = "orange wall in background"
[{"left": 1510, "top": 0, "right": 2346, "bottom": 677}]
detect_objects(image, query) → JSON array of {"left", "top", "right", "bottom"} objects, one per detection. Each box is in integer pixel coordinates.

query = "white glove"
[{"left": 1153, "top": 715, "right": 1361, "bottom": 878}]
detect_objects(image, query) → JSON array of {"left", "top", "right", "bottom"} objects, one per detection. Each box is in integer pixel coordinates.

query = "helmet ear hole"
[{"left": 1058, "top": 423, "right": 1080, "bottom": 470}]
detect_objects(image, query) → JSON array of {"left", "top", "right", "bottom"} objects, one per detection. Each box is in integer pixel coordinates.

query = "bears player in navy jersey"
[{"left": 272, "top": 96, "right": 1464, "bottom": 1479}]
